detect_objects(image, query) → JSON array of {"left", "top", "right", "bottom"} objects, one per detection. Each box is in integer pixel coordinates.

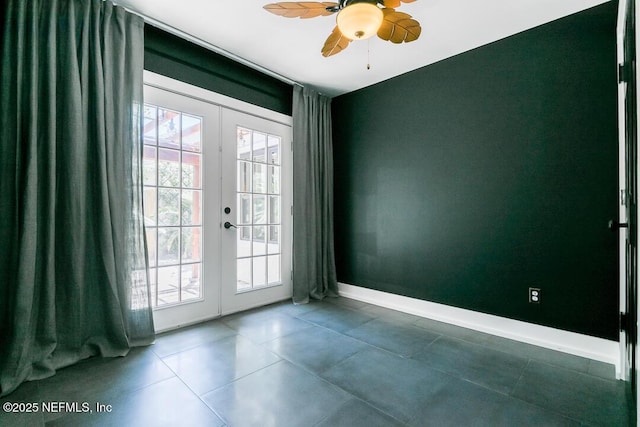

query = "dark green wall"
[
  {"left": 144, "top": 25, "right": 293, "bottom": 116},
  {"left": 332, "top": 2, "right": 620, "bottom": 340}
]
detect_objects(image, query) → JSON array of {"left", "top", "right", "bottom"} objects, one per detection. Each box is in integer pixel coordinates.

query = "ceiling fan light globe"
[{"left": 336, "top": 3, "right": 383, "bottom": 40}]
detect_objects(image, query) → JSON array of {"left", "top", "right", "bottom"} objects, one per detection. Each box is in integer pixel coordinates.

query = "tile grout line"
[{"left": 505, "top": 358, "right": 601, "bottom": 426}]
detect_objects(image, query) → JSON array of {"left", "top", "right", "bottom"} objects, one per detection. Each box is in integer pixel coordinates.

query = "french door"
[
  {"left": 220, "top": 109, "right": 292, "bottom": 315},
  {"left": 143, "top": 72, "right": 292, "bottom": 331}
]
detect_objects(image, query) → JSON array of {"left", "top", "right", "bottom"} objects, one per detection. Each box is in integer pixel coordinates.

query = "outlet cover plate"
[{"left": 529, "top": 287, "right": 541, "bottom": 303}]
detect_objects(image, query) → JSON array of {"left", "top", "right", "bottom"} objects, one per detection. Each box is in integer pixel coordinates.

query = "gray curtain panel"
[
  {"left": 292, "top": 85, "right": 339, "bottom": 304},
  {"left": 0, "top": 0, "right": 154, "bottom": 397}
]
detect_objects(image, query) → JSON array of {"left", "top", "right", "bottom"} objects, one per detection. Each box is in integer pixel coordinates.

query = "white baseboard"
[{"left": 338, "top": 282, "right": 621, "bottom": 378}]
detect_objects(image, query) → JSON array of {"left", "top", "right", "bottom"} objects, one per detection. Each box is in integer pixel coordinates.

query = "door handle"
[
  {"left": 609, "top": 219, "right": 629, "bottom": 230},
  {"left": 224, "top": 221, "right": 237, "bottom": 229}
]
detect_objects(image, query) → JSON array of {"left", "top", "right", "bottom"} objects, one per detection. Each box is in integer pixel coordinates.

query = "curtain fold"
[
  {"left": 292, "top": 85, "right": 338, "bottom": 304},
  {"left": 0, "top": 0, "right": 154, "bottom": 397}
]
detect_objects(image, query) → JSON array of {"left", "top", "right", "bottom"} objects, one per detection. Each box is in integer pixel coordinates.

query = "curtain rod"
[{"left": 114, "top": 3, "right": 302, "bottom": 88}]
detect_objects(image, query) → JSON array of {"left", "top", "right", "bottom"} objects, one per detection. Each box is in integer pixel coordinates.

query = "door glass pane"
[
  {"left": 268, "top": 226, "right": 279, "bottom": 255},
  {"left": 144, "top": 105, "right": 157, "bottom": 145},
  {"left": 157, "top": 265, "right": 180, "bottom": 305},
  {"left": 253, "top": 225, "right": 266, "bottom": 256},
  {"left": 253, "top": 132, "right": 266, "bottom": 163},
  {"left": 182, "top": 114, "right": 202, "bottom": 152},
  {"left": 182, "top": 190, "right": 201, "bottom": 226},
  {"left": 158, "top": 148, "right": 180, "bottom": 187},
  {"left": 158, "top": 227, "right": 180, "bottom": 266},
  {"left": 146, "top": 228, "right": 157, "bottom": 266},
  {"left": 181, "top": 263, "right": 201, "bottom": 301},
  {"left": 238, "top": 226, "right": 251, "bottom": 257},
  {"left": 253, "top": 163, "right": 267, "bottom": 194},
  {"left": 238, "top": 161, "right": 251, "bottom": 192},
  {"left": 253, "top": 195, "right": 266, "bottom": 224},
  {"left": 238, "top": 194, "right": 251, "bottom": 225},
  {"left": 237, "top": 127, "right": 251, "bottom": 160},
  {"left": 253, "top": 256, "right": 266, "bottom": 287},
  {"left": 148, "top": 267, "right": 157, "bottom": 303},
  {"left": 268, "top": 255, "right": 280, "bottom": 284},
  {"left": 237, "top": 258, "right": 251, "bottom": 291},
  {"left": 143, "top": 146, "right": 157, "bottom": 185},
  {"left": 269, "top": 196, "right": 280, "bottom": 224},
  {"left": 268, "top": 136, "right": 280, "bottom": 165},
  {"left": 181, "top": 227, "right": 201, "bottom": 263},
  {"left": 158, "top": 189, "right": 180, "bottom": 226},
  {"left": 182, "top": 152, "right": 201, "bottom": 188},
  {"left": 268, "top": 165, "right": 279, "bottom": 194},
  {"left": 143, "top": 187, "right": 157, "bottom": 225},
  {"left": 158, "top": 109, "right": 181, "bottom": 149}
]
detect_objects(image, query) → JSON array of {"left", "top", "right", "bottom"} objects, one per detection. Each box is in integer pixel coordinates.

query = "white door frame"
[{"left": 144, "top": 71, "right": 293, "bottom": 331}]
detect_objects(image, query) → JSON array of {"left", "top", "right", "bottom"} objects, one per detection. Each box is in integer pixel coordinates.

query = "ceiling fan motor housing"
[
  {"left": 336, "top": 0, "right": 384, "bottom": 40},
  {"left": 341, "top": 0, "right": 380, "bottom": 6}
]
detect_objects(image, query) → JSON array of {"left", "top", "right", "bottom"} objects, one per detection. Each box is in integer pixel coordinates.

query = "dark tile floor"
[{"left": 0, "top": 297, "right": 633, "bottom": 426}]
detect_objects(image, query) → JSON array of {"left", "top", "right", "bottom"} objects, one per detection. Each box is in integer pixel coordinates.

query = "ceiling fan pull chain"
[{"left": 367, "top": 39, "right": 371, "bottom": 70}]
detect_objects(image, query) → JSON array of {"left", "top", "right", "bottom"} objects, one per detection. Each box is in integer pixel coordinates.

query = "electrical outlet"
[{"left": 529, "top": 287, "right": 541, "bottom": 303}]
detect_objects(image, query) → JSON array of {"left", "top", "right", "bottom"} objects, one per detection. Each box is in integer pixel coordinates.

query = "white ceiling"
[{"left": 117, "top": 0, "right": 610, "bottom": 97}]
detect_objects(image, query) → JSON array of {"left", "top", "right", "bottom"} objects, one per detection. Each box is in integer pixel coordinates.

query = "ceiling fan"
[{"left": 263, "top": 0, "right": 421, "bottom": 57}]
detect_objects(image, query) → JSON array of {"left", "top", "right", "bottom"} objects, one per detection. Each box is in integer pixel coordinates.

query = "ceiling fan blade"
[
  {"left": 263, "top": 2, "right": 339, "bottom": 18},
  {"left": 321, "top": 26, "right": 352, "bottom": 57},
  {"left": 382, "top": 0, "right": 417, "bottom": 7},
  {"left": 382, "top": 0, "right": 401, "bottom": 7},
  {"left": 377, "top": 8, "right": 421, "bottom": 44}
]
